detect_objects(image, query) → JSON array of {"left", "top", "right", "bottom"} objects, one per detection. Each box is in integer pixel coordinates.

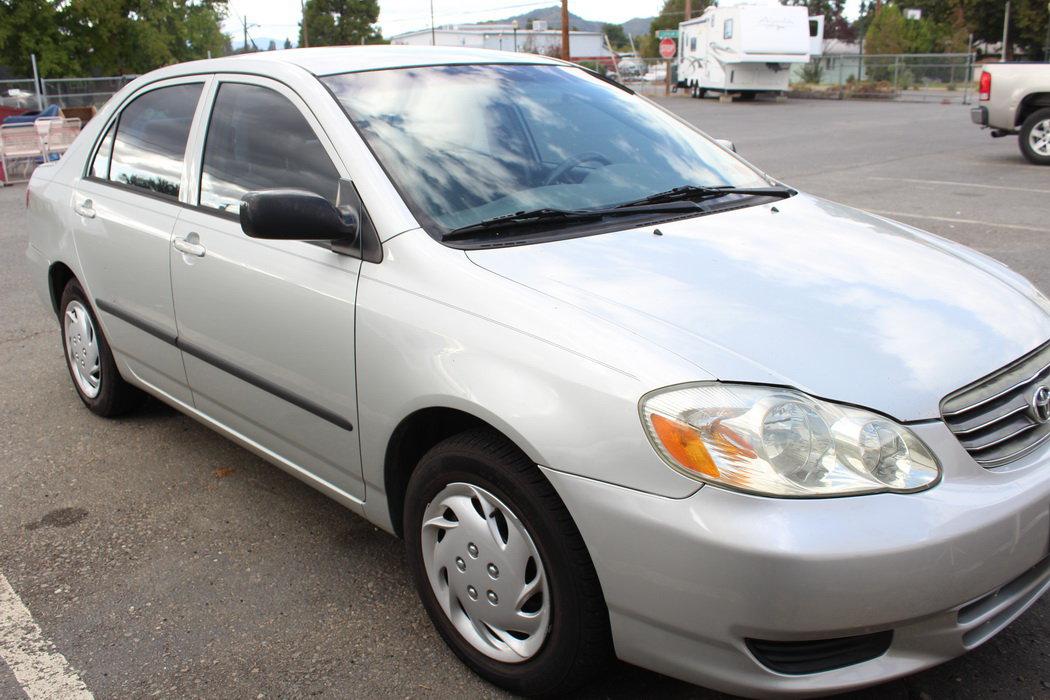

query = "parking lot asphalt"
[{"left": 1, "top": 97, "right": 1048, "bottom": 699}]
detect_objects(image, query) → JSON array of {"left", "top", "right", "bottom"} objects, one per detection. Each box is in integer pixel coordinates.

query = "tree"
[
  {"left": 639, "top": 0, "right": 713, "bottom": 57},
  {"left": 602, "top": 23, "right": 629, "bottom": 51},
  {"left": 0, "top": 0, "right": 79, "bottom": 76},
  {"left": 284, "top": 37, "right": 293, "bottom": 49},
  {"left": 977, "top": 0, "right": 1049, "bottom": 58},
  {"left": 268, "top": 39, "right": 277, "bottom": 51},
  {"left": 298, "top": 0, "right": 383, "bottom": 47},
  {"left": 0, "top": 0, "right": 229, "bottom": 77},
  {"left": 864, "top": 4, "right": 908, "bottom": 54},
  {"left": 785, "top": 0, "right": 855, "bottom": 40}
]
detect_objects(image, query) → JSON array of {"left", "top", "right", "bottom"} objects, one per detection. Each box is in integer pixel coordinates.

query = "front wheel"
[
  {"left": 404, "top": 429, "right": 612, "bottom": 695},
  {"left": 1019, "top": 108, "right": 1050, "bottom": 165}
]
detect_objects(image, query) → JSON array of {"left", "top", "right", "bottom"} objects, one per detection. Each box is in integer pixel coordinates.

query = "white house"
[{"left": 389, "top": 24, "right": 613, "bottom": 65}]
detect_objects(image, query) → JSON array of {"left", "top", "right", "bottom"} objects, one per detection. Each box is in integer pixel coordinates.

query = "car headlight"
[{"left": 640, "top": 383, "right": 940, "bottom": 497}]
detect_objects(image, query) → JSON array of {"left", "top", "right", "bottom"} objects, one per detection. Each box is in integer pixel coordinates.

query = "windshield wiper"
[
  {"left": 617, "top": 184, "right": 794, "bottom": 209},
  {"left": 442, "top": 201, "right": 701, "bottom": 241}
]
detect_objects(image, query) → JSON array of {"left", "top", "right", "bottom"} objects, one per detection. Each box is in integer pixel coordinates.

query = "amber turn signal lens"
[{"left": 649, "top": 414, "right": 720, "bottom": 478}]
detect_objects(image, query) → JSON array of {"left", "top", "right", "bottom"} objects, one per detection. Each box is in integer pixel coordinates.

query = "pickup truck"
[{"left": 971, "top": 63, "right": 1050, "bottom": 165}]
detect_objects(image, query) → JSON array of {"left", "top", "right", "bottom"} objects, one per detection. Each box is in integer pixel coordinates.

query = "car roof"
[{"left": 150, "top": 45, "right": 567, "bottom": 80}]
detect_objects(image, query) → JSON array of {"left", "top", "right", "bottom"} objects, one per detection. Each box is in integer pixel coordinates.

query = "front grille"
[
  {"left": 746, "top": 631, "right": 893, "bottom": 675},
  {"left": 941, "top": 340, "right": 1050, "bottom": 467}
]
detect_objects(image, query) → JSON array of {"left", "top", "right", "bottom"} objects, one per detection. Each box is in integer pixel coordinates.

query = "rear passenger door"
[
  {"left": 74, "top": 79, "right": 208, "bottom": 405},
  {"left": 170, "top": 76, "right": 365, "bottom": 501}
]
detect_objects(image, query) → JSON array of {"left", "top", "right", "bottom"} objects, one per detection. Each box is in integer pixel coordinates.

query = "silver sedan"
[{"left": 25, "top": 47, "right": 1050, "bottom": 697}]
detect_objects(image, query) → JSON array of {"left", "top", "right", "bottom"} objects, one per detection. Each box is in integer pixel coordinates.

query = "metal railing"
[
  {"left": 789, "top": 53, "right": 977, "bottom": 103},
  {"left": 1, "top": 75, "right": 137, "bottom": 110}
]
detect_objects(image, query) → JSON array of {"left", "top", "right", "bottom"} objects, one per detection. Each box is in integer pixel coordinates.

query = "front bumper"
[
  {"left": 971, "top": 106, "right": 989, "bottom": 126},
  {"left": 542, "top": 421, "right": 1050, "bottom": 698}
]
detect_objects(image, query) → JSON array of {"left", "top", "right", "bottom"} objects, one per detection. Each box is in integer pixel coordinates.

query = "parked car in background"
[
  {"left": 971, "top": 63, "right": 1050, "bottom": 164},
  {"left": 25, "top": 47, "right": 1050, "bottom": 697}
]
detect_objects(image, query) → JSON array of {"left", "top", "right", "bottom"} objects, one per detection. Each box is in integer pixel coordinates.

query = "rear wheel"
[
  {"left": 404, "top": 429, "right": 613, "bottom": 695},
  {"left": 1019, "top": 108, "right": 1050, "bottom": 165},
  {"left": 59, "top": 279, "right": 144, "bottom": 416}
]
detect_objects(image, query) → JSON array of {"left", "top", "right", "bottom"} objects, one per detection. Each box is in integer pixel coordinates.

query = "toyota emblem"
[{"left": 1030, "top": 385, "right": 1050, "bottom": 424}]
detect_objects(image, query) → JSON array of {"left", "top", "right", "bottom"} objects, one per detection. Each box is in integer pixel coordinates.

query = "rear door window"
[
  {"left": 199, "top": 82, "right": 340, "bottom": 214},
  {"left": 108, "top": 83, "right": 203, "bottom": 198}
]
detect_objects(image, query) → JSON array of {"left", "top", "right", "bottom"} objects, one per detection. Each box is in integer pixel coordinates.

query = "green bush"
[{"left": 800, "top": 60, "right": 824, "bottom": 84}]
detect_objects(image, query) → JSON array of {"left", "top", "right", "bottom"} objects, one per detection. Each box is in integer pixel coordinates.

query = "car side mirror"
[
  {"left": 715, "top": 139, "right": 737, "bottom": 153},
  {"left": 240, "top": 189, "right": 359, "bottom": 244}
]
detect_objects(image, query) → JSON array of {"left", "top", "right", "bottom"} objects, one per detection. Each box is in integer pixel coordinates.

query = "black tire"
[
  {"left": 59, "top": 279, "right": 145, "bottom": 417},
  {"left": 404, "top": 429, "right": 613, "bottom": 696},
  {"left": 737, "top": 91, "right": 757, "bottom": 101},
  {"left": 1018, "top": 108, "right": 1050, "bottom": 165}
]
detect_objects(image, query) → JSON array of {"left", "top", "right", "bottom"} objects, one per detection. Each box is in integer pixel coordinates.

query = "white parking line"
[
  {"left": 0, "top": 573, "right": 93, "bottom": 700},
  {"left": 867, "top": 209, "right": 1050, "bottom": 232},
  {"left": 867, "top": 176, "right": 1050, "bottom": 195}
]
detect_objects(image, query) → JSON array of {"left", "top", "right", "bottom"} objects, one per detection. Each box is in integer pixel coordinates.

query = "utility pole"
[
  {"left": 685, "top": 0, "right": 691, "bottom": 22},
  {"left": 241, "top": 15, "right": 259, "bottom": 52},
  {"left": 1000, "top": 1, "right": 1010, "bottom": 61},
  {"left": 430, "top": 0, "right": 436, "bottom": 45},
  {"left": 561, "top": 0, "right": 570, "bottom": 60},
  {"left": 301, "top": 0, "right": 309, "bottom": 48}
]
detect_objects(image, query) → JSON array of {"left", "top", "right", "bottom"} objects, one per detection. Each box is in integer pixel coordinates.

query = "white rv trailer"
[{"left": 677, "top": 0, "right": 823, "bottom": 99}]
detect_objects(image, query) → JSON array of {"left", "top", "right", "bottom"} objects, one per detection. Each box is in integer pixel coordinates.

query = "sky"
[{"left": 223, "top": 0, "right": 863, "bottom": 43}]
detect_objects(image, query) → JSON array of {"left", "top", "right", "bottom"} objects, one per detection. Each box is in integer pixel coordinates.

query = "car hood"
[{"left": 466, "top": 194, "right": 1050, "bottom": 421}]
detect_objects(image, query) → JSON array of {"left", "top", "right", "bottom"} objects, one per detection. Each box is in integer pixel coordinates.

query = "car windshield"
[{"left": 322, "top": 64, "right": 769, "bottom": 237}]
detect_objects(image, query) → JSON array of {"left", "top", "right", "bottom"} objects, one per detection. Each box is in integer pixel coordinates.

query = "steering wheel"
[{"left": 543, "top": 151, "right": 612, "bottom": 186}]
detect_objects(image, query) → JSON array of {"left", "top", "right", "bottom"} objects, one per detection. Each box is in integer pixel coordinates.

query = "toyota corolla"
[{"left": 25, "top": 47, "right": 1050, "bottom": 697}]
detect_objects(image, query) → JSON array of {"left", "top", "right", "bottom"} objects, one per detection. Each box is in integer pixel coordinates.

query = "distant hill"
[
  {"left": 622, "top": 17, "right": 654, "bottom": 38},
  {"left": 476, "top": 6, "right": 654, "bottom": 38}
]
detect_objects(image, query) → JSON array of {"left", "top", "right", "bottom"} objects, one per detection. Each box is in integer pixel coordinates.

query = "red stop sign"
[{"left": 659, "top": 38, "right": 676, "bottom": 59}]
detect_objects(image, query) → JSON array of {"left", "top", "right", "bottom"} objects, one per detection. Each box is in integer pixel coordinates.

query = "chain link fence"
[
  {"left": 789, "top": 53, "right": 977, "bottom": 103},
  {"left": 2, "top": 53, "right": 977, "bottom": 111},
  {"left": 1, "top": 75, "right": 136, "bottom": 111}
]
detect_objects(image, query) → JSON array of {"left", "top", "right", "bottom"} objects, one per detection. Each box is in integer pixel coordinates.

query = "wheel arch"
[
  {"left": 47, "top": 260, "right": 77, "bottom": 316},
  {"left": 1016, "top": 93, "right": 1050, "bottom": 127},
  {"left": 383, "top": 405, "right": 543, "bottom": 539}
]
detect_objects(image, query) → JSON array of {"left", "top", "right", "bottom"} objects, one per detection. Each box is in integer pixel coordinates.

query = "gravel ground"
[{"left": 0, "top": 96, "right": 1048, "bottom": 699}]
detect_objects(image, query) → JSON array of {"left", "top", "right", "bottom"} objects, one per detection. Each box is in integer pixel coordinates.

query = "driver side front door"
[{"left": 170, "top": 76, "right": 365, "bottom": 503}]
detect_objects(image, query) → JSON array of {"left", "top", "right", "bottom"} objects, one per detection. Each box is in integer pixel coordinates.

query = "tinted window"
[
  {"left": 90, "top": 121, "right": 115, "bottom": 179},
  {"left": 109, "top": 83, "right": 202, "bottom": 198},
  {"left": 199, "top": 83, "right": 339, "bottom": 214},
  {"left": 724, "top": 19, "right": 733, "bottom": 39}
]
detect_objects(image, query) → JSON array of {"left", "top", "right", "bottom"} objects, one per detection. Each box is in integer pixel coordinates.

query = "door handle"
[
  {"left": 73, "top": 199, "right": 95, "bottom": 219},
  {"left": 173, "top": 234, "right": 206, "bottom": 258}
]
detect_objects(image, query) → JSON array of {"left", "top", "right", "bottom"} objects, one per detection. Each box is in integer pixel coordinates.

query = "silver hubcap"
[
  {"left": 64, "top": 300, "right": 101, "bottom": 398},
  {"left": 1030, "top": 119, "right": 1050, "bottom": 157},
  {"left": 421, "top": 482, "right": 550, "bottom": 663}
]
